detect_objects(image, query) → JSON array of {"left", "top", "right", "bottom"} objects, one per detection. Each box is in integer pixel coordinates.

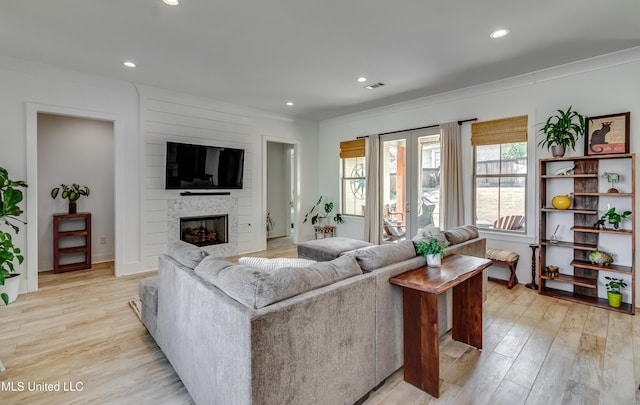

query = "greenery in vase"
[
  {"left": 50, "top": 183, "right": 90, "bottom": 203},
  {"left": 0, "top": 167, "right": 28, "bottom": 305},
  {"left": 415, "top": 234, "right": 449, "bottom": 258},
  {"left": 600, "top": 207, "right": 631, "bottom": 230},
  {"left": 604, "top": 276, "right": 627, "bottom": 294},
  {"left": 303, "top": 196, "right": 344, "bottom": 226},
  {"left": 537, "top": 106, "right": 588, "bottom": 151},
  {"left": 266, "top": 211, "right": 275, "bottom": 236}
]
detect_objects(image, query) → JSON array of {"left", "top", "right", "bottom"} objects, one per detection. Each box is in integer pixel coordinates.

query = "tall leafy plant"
[
  {"left": 303, "top": 196, "right": 344, "bottom": 225},
  {"left": 537, "top": 106, "right": 588, "bottom": 151},
  {"left": 0, "top": 167, "right": 27, "bottom": 305}
]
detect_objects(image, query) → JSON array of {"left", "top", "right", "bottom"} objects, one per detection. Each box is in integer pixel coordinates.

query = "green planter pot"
[{"left": 607, "top": 291, "right": 622, "bottom": 308}]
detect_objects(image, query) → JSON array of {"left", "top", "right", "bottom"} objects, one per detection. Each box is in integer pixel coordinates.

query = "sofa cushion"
[
  {"left": 168, "top": 240, "right": 208, "bottom": 269},
  {"left": 412, "top": 225, "right": 448, "bottom": 245},
  {"left": 444, "top": 225, "right": 479, "bottom": 245},
  {"left": 194, "top": 255, "right": 362, "bottom": 309},
  {"left": 238, "top": 257, "right": 316, "bottom": 271},
  {"left": 345, "top": 240, "right": 416, "bottom": 272}
]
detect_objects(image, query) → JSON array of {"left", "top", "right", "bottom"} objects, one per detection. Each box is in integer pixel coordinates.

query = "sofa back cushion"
[
  {"left": 345, "top": 240, "right": 416, "bottom": 272},
  {"left": 168, "top": 240, "right": 208, "bottom": 269},
  {"left": 444, "top": 225, "right": 479, "bottom": 245},
  {"left": 238, "top": 257, "right": 316, "bottom": 271},
  {"left": 194, "top": 255, "right": 362, "bottom": 309}
]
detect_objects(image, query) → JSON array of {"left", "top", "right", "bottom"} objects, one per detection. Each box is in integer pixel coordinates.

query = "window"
[
  {"left": 472, "top": 116, "right": 528, "bottom": 232},
  {"left": 340, "top": 139, "right": 366, "bottom": 216}
]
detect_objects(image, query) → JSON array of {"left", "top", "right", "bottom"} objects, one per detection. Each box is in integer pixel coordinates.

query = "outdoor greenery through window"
[
  {"left": 474, "top": 142, "right": 527, "bottom": 232},
  {"left": 340, "top": 139, "right": 366, "bottom": 217}
]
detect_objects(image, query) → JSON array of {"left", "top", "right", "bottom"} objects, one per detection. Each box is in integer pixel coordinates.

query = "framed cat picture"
[{"left": 585, "top": 112, "right": 630, "bottom": 156}]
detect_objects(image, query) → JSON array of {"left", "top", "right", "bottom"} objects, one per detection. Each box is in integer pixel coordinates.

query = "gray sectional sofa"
[{"left": 139, "top": 226, "right": 485, "bottom": 405}]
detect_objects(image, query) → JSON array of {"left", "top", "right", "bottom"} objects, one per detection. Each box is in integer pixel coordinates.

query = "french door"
[{"left": 380, "top": 130, "right": 441, "bottom": 243}]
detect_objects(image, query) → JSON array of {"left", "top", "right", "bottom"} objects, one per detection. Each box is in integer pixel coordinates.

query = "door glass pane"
[
  {"left": 381, "top": 139, "right": 406, "bottom": 242},
  {"left": 418, "top": 135, "right": 440, "bottom": 228}
]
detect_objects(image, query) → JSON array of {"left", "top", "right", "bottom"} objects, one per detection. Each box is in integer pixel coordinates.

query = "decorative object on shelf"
[
  {"left": 545, "top": 265, "right": 559, "bottom": 278},
  {"left": 266, "top": 211, "right": 275, "bottom": 236},
  {"left": 51, "top": 183, "right": 90, "bottom": 214},
  {"left": 553, "top": 165, "right": 575, "bottom": 175},
  {"left": 585, "top": 112, "right": 630, "bottom": 156},
  {"left": 588, "top": 250, "right": 614, "bottom": 266},
  {"left": 601, "top": 172, "right": 621, "bottom": 193},
  {"left": 551, "top": 195, "right": 572, "bottom": 210},
  {"left": 0, "top": 167, "right": 27, "bottom": 305},
  {"left": 549, "top": 225, "right": 559, "bottom": 244},
  {"left": 593, "top": 219, "right": 606, "bottom": 230},
  {"left": 537, "top": 106, "right": 588, "bottom": 157},
  {"left": 415, "top": 234, "right": 449, "bottom": 267},
  {"left": 303, "top": 196, "right": 344, "bottom": 226},
  {"left": 604, "top": 276, "right": 627, "bottom": 308},
  {"left": 600, "top": 207, "right": 632, "bottom": 230}
]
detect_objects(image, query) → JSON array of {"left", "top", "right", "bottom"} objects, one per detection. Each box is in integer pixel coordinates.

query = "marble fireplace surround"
[{"left": 168, "top": 197, "right": 238, "bottom": 257}]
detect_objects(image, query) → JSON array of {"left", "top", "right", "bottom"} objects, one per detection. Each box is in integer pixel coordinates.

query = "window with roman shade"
[{"left": 340, "top": 139, "right": 366, "bottom": 216}]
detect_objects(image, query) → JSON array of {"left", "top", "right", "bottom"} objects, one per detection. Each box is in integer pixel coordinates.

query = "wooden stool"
[{"left": 486, "top": 248, "right": 519, "bottom": 289}]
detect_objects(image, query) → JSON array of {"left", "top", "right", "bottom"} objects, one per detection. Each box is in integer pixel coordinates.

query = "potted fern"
[
  {"left": 0, "top": 167, "right": 28, "bottom": 305},
  {"left": 538, "top": 106, "right": 588, "bottom": 157},
  {"left": 415, "top": 234, "right": 449, "bottom": 267},
  {"left": 51, "top": 183, "right": 90, "bottom": 214}
]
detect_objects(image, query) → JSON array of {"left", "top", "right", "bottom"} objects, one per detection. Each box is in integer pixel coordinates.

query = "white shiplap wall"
[{"left": 139, "top": 87, "right": 257, "bottom": 269}]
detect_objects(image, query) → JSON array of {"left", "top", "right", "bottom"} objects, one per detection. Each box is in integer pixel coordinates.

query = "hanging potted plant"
[
  {"left": 415, "top": 234, "right": 449, "bottom": 267},
  {"left": 50, "top": 183, "right": 90, "bottom": 214},
  {"left": 604, "top": 276, "right": 627, "bottom": 308},
  {"left": 0, "top": 167, "right": 28, "bottom": 305},
  {"left": 538, "top": 106, "right": 588, "bottom": 157}
]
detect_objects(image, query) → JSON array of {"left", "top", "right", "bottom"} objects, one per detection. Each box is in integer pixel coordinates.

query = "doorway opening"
[{"left": 265, "top": 140, "right": 297, "bottom": 245}]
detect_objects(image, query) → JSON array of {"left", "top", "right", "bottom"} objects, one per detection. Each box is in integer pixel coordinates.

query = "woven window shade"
[
  {"left": 471, "top": 115, "right": 528, "bottom": 146},
  {"left": 339, "top": 139, "right": 366, "bottom": 158}
]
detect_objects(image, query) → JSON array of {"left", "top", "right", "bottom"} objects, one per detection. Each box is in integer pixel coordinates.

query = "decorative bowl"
[
  {"left": 545, "top": 265, "right": 559, "bottom": 278},
  {"left": 588, "top": 250, "right": 613, "bottom": 266}
]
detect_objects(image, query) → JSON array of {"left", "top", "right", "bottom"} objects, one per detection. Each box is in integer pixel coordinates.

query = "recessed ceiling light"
[
  {"left": 162, "top": 0, "right": 180, "bottom": 5},
  {"left": 123, "top": 61, "right": 136, "bottom": 68},
  {"left": 285, "top": 102, "right": 294, "bottom": 106},
  {"left": 490, "top": 28, "right": 510, "bottom": 39},
  {"left": 357, "top": 77, "right": 367, "bottom": 83}
]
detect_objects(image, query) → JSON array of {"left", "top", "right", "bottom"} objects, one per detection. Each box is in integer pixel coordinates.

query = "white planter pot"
[
  {"left": 426, "top": 254, "right": 441, "bottom": 267},
  {"left": 0, "top": 273, "right": 21, "bottom": 304}
]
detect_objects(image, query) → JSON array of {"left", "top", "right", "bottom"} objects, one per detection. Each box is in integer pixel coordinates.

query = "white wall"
[
  {"left": 37, "top": 113, "right": 115, "bottom": 270},
  {"left": 319, "top": 48, "right": 640, "bottom": 300},
  {"left": 0, "top": 56, "right": 319, "bottom": 293},
  {"left": 267, "top": 142, "right": 289, "bottom": 238}
]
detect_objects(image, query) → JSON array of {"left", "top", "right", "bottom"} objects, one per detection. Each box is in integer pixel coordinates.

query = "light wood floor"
[{"left": 1, "top": 238, "right": 639, "bottom": 404}]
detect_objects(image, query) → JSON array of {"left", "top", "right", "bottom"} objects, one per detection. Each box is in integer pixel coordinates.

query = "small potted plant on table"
[
  {"left": 604, "top": 276, "right": 627, "bottom": 308},
  {"left": 600, "top": 207, "right": 631, "bottom": 230},
  {"left": 415, "top": 234, "right": 449, "bottom": 267},
  {"left": 51, "top": 183, "right": 90, "bottom": 214}
]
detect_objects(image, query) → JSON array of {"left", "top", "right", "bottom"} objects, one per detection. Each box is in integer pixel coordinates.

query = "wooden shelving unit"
[
  {"left": 53, "top": 212, "right": 92, "bottom": 273},
  {"left": 538, "top": 154, "right": 635, "bottom": 314}
]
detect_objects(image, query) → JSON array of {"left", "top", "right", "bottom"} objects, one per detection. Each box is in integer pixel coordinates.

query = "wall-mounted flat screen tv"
[{"left": 165, "top": 141, "right": 245, "bottom": 189}]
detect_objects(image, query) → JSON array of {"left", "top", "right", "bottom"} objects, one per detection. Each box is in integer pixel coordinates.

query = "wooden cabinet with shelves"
[
  {"left": 53, "top": 212, "right": 92, "bottom": 273},
  {"left": 538, "top": 154, "right": 635, "bottom": 314}
]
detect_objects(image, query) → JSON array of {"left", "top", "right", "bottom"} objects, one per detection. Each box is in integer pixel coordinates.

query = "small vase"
[
  {"left": 426, "top": 254, "right": 441, "bottom": 267},
  {"left": 551, "top": 145, "right": 565, "bottom": 158},
  {"left": 69, "top": 202, "right": 77, "bottom": 214}
]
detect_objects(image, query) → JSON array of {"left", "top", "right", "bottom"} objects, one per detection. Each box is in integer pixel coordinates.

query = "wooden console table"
[{"left": 389, "top": 254, "right": 491, "bottom": 398}]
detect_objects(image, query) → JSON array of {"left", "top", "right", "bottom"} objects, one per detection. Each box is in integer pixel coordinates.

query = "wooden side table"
[
  {"left": 53, "top": 212, "right": 92, "bottom": 273},
  {"left": 313, "top": 225, "right": 336, "bottom": 239},
  {"left": 389, "top": 254, "right": 492, "bottom": 398}
]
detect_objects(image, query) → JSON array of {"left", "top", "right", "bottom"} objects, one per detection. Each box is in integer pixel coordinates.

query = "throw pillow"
[
  {"left": 412, "top": 225, "right": 448, "bottom": 245},
  {"left": 444, "top": 225, "right": 479, "bottom": 245},
  {"left": 345, "top": 240, "right": 417, "bottom": 272},
  {"left": 168, "top": 240, "right": 208, "bottom": 269},
  {"left": 238, "top": 257, "right": 316, "bottom": 272}
]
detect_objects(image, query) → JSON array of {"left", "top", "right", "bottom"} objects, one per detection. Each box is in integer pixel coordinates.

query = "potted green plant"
[
  {"left": 51, "top": 183, "right": 90, "bottom": 214},
  {"left": 604, "top": 276, "right": 627, "bottom": 308},
  {"left": 303, "top": 196, "right": 344, "bottom": 226},
  {"left": 266, "top": 211, "right": 275, "bottom": 236},
  {"left": 600, "top": 207, "right": 631, "bottom": 230},
  {"left": 0, "top": 167, "right": 27, "bottom": 305},
  {"left": 415, "top": 234, "right": 449, "bottom": 267},
  {"left": 538, "top": 106, "right": 588, "bottom": 157}
]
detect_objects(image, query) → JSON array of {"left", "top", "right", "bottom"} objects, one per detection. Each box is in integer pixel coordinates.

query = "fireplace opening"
[{"left": 180, "top": 215, "right": 228, "bottom": 247}]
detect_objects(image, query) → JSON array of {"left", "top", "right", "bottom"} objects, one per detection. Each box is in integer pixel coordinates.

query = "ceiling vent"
[{"left": 364, "top": 82, "right": 385, "bottom": 90}]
